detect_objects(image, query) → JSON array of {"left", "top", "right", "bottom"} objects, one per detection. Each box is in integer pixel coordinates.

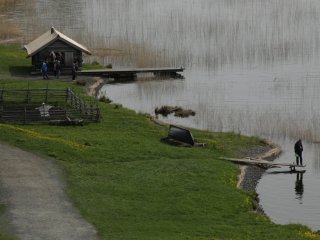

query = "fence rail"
[{"left": 0, "top": 88, "right": 100, "bottom": 124}]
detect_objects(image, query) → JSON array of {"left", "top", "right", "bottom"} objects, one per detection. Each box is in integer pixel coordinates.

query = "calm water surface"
[
  {"left": 257, "top": 140, "right": 320, "bottom": 230},
  {"left": 5, "top": 0, "right": 320, "bottom": 231}
]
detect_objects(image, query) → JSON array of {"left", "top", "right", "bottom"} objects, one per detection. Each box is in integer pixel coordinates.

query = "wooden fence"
[{"left": 0, "top": 87, "right": 100, "bottom": 124}]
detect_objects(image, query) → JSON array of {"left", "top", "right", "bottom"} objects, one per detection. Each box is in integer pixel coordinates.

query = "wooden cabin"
[{"left": 24, "top": 27, "right": 91, "bottom": 71}]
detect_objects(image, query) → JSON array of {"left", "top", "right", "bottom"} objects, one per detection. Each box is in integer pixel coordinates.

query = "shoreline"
[
  {"left": 87, "top": 77, "right": 281, "bottom": 214},
  {"left": 85, "top": 77, "right": 105, "bottom": 97},
  {"left": 239, "top": 141, "right": 281, "bottom": 191},
  {"left": 238, "top": 141, "right": 281, "bottom": 215},
  {"left": 86, "top": 77, "right": 282, "bottom": 193}
]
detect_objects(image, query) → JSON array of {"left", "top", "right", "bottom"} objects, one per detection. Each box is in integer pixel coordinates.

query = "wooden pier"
[
  {"left": 219, "top": 157, "right": 305, "bottom": 171},
  {"left": 77, "top": 67, "right": 184, "bottom": 79}
]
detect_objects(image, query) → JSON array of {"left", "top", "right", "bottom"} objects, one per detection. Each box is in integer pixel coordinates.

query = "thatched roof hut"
[{"left": 24, "top": 27, "right": 91, "bottom": 70}]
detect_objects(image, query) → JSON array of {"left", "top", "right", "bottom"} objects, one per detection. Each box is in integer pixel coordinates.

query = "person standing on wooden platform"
[{"left": 294, "top": 139, "right": 303, "bottom": 166}]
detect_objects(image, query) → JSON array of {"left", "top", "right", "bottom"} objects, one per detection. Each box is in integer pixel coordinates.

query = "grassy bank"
[
  {"left": 0, "top": 44, "right": 316, "bottom": 239},
  {"left": 0, "top": 44, "right": 31, "bottom": 76}
]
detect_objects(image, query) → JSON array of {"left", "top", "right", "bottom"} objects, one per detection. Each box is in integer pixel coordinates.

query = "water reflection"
[
  {"left": 266, "top": 169, "right": 305, "bottom": 203},
  {"left": 295, "top": 171, "right": 304, "bottom": 203},
  {"left": 257, "top": 141, "right": 320, "bottom": 230}
]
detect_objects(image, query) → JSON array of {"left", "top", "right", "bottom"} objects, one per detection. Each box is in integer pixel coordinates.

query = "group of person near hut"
[{"left": 41, "top": 51, "right": 79, "bottom": 80}]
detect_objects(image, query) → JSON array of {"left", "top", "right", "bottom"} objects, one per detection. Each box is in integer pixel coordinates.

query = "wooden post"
[
  {"left": 80, "top": 99, "right": 83, "bottom": 114},
  {"left": 0, "top": 88, "right": 3, "bottom": 103},
  {"left": 90, "top": 103, "right": 93, "bottom": 121},
  {"left": 26, "top": 89, "right": 30, "bottom": 104},
  {"left": 24, "top": 107, "right": 27, "bottom": 124},
  {"left": 96, "top": 104, "right": 101, "bottom": 122},
  {"left": 45, "top": 84, "right": 48, "bottom": 103},
  {"left": 70, "top": 91, "right": 73, "bottom": 108},
  {"left": 65, "top": 88, "right": 69, "bottom": 108}
]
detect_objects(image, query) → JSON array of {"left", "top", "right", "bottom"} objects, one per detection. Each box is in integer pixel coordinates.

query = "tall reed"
[{"left": 0, "top": 0, "right": 21, "bottom": 40}]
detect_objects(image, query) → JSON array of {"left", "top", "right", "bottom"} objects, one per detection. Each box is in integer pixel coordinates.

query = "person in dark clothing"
[
  {"left": 294, "top": 139, "right": 303, "bottom": 166},
  {"left": 72, "top": 61, "right": 78, "bottom": 80},
  {"left": 56, "top": 60, "right": 61, "bottom": 79}
]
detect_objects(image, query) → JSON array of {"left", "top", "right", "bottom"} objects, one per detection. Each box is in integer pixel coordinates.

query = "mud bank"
[{"left": 238, "top": 141, "right": 281, "bottom": 192}]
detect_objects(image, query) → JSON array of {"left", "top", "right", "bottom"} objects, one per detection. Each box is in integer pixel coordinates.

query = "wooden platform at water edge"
[
  {"left": 77, "top": 67, "right": 185, "bottom": 79},
  {"left": 219, "top": 157, "right": 305, "bottom": 171}
]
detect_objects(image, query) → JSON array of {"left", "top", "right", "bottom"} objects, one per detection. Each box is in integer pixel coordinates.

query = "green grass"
[
  {"left": 0, "top": 80, "right": 313, "bottom": 240},
  {"left": 0, "top": 44, "right": 31, "bottom": 75},
  {"left": 83, "top": 62, "right": 106, "bottom": 70},
  {"left": 0, "top": 205, "right": 15, "bottom": 240},
  {"left": 0, "top": 44, "right": 317, "bottom": 240}
]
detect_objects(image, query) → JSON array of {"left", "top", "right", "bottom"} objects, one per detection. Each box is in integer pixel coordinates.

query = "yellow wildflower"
[
  {"left": 300, "top": 230, "right": 320, "bottom": 239},
  {"left": 0, "top": 124, "right": 85, "bottom": 150}
]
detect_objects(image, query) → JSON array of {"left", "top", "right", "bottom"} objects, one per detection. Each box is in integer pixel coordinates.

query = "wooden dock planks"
[
  {"left": 218, "top": 157, "right": 305, "bottom": 171},
  {"left": 77, "top": 67, "right": 184, "bottom": 78}
]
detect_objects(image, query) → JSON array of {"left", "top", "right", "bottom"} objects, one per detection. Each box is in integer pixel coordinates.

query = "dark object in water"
[
  {"left": 162, "top": 125, "right": 206, "bottom": 147},
  {"left": 155, "top": 106, "right": 181, "bottom": 116},
  {"left": 174, "top": 109, "right": 196, "bottom": 117},
  {"left": 155, "top": 105, "right": 195, "bottom": 118}
]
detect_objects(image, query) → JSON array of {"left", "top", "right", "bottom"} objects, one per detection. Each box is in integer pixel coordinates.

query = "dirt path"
[{"left": 0, "top": 143, "right": 98, "bottom": 240}]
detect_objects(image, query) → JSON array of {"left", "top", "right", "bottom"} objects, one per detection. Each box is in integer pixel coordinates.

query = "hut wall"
[{"left": 32, "top": 40, "right": 83, "bottom": 70}]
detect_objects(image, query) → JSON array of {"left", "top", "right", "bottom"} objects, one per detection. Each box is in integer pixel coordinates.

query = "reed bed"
[
  {"left": 5, "top": 0, "right": 320, "bottom": 69},
  {"left": 194, "top": 105, "right": 320, "bottom": 143},
  {"left": 0, "top": 0, "right": 15, "bottom": 7},
  {"left": 0, "top": 22, "right": 21, "bottom": 40},
  {"left": 0, "top": 0, "right": 21, "bottom": 40},
  {"left": 80, "top": 0, "right": 320, "bottom": 68},
  {"left": 86, "top": 38, "right": 170, "bottom": 68}
]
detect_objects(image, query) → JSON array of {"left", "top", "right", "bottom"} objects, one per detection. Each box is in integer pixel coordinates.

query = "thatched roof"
[{"left": 24, "top": 27, "right": 91, "bottom": 57}]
